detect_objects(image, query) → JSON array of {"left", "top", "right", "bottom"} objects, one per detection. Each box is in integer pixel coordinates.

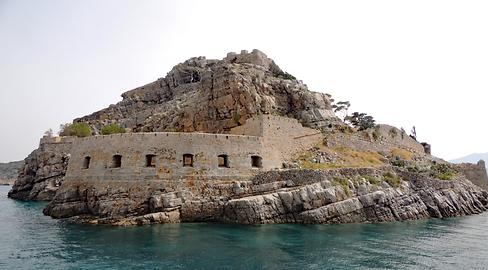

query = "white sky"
[{"left": 0, "top": 0, "right": 487, "bottom": 163}]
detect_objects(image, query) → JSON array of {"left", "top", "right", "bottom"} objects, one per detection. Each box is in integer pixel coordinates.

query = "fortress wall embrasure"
[{"left": 66, "top": 132, "right": 266, "bottom": 181}]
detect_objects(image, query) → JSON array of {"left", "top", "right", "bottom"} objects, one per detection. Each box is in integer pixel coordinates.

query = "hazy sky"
[{"left": 1, "top": 0, "right": 487, "bottom": 163}]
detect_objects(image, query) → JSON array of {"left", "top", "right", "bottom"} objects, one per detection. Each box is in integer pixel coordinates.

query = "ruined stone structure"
[
  {"left": 75, "top": 49, "right": 336, "bottom": 134},
  {"left": 325, "top": 124, "right": 426, "bottom": 155},
  {"left": 9, "top": 49, "right": 488, "bottom": 225},
  {"left": 64, "top": 115, "right": 323, "bottom": 183},
  {"left": 455, "top": 160, "right": 488, "bottom": 190}
]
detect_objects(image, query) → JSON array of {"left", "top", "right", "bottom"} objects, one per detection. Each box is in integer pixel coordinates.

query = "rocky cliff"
[
  {"left": 8, "top": 137, "right": 73, "bottom": 200},
  {"left": 77, "top": 49, "right": 335, "bottom": 133},
  {"left": 9, "top": 49, "right": 337, "bottom": 201},
  {"left": 43, "top": 166, "right": 488, "bottom": 225}
]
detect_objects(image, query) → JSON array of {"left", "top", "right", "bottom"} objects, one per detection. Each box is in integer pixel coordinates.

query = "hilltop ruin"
[{"left": 8, "top": 50, "right": 488, "bottom": 225}]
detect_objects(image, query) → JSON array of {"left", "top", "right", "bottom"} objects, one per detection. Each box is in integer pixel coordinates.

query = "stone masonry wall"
[
  {"left": 230, "top": 115, "right": 324, "bottom": 167},
  {"left": 261, "top": 115, "right": 324, "bottom": 165},
  {"left": 455, "top": 160, "right": 488, "bottom": 190},
  {"left": 66, "top": 132, "right": 265, "bottom": 182},
  {"left": 66, "top": 115, "right": 324, "bottom": 183},
  {"left": 326, "top": 124, "right": 425, "bottom": 155}
]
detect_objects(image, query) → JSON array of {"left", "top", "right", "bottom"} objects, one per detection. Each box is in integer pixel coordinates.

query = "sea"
[{"left": 0, "top": 185, "right": 487, "bottom": 270}]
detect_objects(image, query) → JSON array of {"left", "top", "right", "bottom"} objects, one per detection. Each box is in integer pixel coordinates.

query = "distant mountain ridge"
[
  {"left": 451, "top": 153, "right": 488, "bottom": 170},
  {"left": 0, "top": 161, "right": 22, "bottom": 180}
]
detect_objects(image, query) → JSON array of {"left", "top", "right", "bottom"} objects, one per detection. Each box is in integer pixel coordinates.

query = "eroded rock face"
[
  {"left": 8, "top": 138, "right": 73, "bottom": 201},
  {"left": 10, "top": 49, "right": 337, "bottom": 201},
  {"left": 43, "top": 167, "right": 488, "bottom": 225},
  {"left": 76, "top": 49, "right": 336, "bottom": 133}
]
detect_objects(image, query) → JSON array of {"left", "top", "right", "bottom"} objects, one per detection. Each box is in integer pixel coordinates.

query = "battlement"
[
  {"left": 224, "top": 49, "right": 277, "bottom": 70},
  {"left": 76, "top": 131, "right": 262, "bottom": 142}
]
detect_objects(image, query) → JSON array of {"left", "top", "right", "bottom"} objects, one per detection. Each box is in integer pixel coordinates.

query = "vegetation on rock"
[
  {"left": 101, "top": 123, "right": 126, "bottom": 135},
  {"left": 277, "top": 71, "right": 296, "bottom": 80},
  {"left": 430, "top": 163, "right": 457, "bottom": 180},
  {"left": 332, "top": 101, "right": 351, "bottom": 121},
  {"left": 332, "top": 176, "right": 352, "bottom": 196},
  {"left": 59, "top": 123, "right": 92, "bottom": 137},
  {"left": 346, "top": 112, "right": 376, "bottom": 131},
  {"left": 297, "top": 144, "right": 385, "bottom": 170},
  {"left": 383, "top": 171, "right": 401, "bottom": 187},
  {"left": 390, "top": 148, "right": 414, "bottom": 161}
]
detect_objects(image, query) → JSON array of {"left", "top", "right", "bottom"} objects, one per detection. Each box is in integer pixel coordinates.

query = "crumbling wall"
[
  {"left": 326, "top": 124, "right": 425, "bottom": 155},
  {"left": 261, "top": 115, "right": 324, "bottom": 166},
  {"left": 230, "top": 115, "right": 324, "bottom": 167},
  {"left": 454, "top": 160, "right": 488, "bottom": 190}
]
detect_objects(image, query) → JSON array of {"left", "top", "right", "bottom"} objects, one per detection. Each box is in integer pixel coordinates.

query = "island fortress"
[
  {"left": 9, "top": 49, "right": 488, "bottom": 225},
  {"left": 61, "top": 115, "right": 323, "bottom": 181}
]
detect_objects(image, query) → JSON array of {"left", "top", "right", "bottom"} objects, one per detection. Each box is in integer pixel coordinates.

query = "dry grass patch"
[
  {"left": 297, "top": 146, "right": 386, "bottom": 170},
  {"left": 334, "top": 147, "right": 385, "bottom": 168},
  {"left": 383, "top": 171, "right": 401, "bottom": 187},
  {"left": 390, "top": 148, "right": 414, "bottom": 161}
]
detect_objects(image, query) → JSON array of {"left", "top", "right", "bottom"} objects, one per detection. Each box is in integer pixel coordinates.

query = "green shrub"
[
  {"left": 430, "top": 163, "right": 456, "bottom": 180},
  {"left": 332, "top": 177, "right": 352, "bottom": 196},
  {"left": 101, "top": 123, "right": 126, "bottom": 135},
  {"left": 279, "top": 71, "right": 296, "bottom": 80},
  {"left": 391, "top": 157, "right": 406, "bottom": 168},
  {"left": 407, "top": 166, "right": 420, "bottom": 173},
  {"left": 383, "top": 171, "right": 401, "bottom": 188},
  {"left": 59, "top": 122, "right": 92, "bottom": 137}
]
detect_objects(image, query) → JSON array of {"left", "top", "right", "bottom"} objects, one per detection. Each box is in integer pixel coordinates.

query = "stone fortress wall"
[
  {"left": 39, "top": 135, "right": 77, "bottom": 147},
  {"left": 454, "top": 160, "right": 488, "bottom": 190},
  {"left": 326, "top": 124, "right": 426, "bottom": 155},
  {"left": 64, "top": 115, "right": 324, "bottom": 183}
]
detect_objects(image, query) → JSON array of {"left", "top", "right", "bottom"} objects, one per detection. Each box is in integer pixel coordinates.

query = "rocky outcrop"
[
  {"left": 223, "top": 169, "right": 487, "bottom": 224},
  {"left": 76, "top": 49, "right": 336, "bottom": 133},
  {"left": 11, "top": 49, "right": 337, "bottom": 201},
  {"left": 8, "top": 137, "right": 73, "bottom": 201},
  {"left": 0, "top": 160, "right": 22, "bottom": 185},
  {"left": 43, "top": 167, "right": 488, "bottom": 225},
  {"left": 11, "top": 49, "right": 488, "bottom": 227}
]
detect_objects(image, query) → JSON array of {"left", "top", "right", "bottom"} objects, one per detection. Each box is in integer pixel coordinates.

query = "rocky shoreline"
[
  {"left": 7, "top": 49, "right": 488, "bottom": 226},
  {"left": 42, "top": 167, "right": 488, "bottom": 226}
]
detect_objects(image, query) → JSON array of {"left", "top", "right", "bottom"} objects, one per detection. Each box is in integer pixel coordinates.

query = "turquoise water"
[{"left": 1, "top": 186, "right": 487, "bottom": 270}]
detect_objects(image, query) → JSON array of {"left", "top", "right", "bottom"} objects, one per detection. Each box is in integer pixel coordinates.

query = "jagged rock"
[
  {"left": 8, "top": 49, "right": 488, "bottom": 227},
  {"left": 42, "top": 167, "right": 488, "bottom": 225},
  {"left": 8, "top": 137, "right": 73, "bottom": 201},
  {"left": 9, "top": 50, "right": 338, "bottom": 201},
  {"left": 76, "top": 49, "right": 337, "bottom": 133}
]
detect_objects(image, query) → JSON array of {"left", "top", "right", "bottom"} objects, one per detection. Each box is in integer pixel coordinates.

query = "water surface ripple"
[{"left": 1, "top": 186, "right": 487, "bottom": 269}]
